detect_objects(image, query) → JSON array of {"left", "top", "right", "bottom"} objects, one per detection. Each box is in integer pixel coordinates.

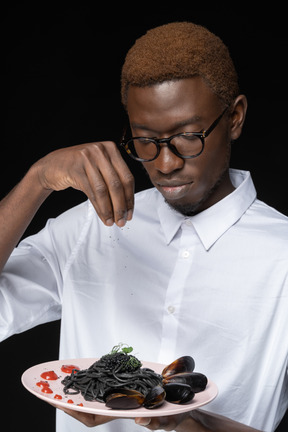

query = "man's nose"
[{"left": 153, "top": 144, "right": 184, "bottom": 174}]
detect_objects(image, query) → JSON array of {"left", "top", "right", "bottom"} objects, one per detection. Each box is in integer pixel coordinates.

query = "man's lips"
[{"left": 156, "top": 181, "right": 193, "bottom": 199}]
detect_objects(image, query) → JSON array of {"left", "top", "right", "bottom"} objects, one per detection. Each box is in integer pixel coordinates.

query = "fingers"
[
  {"left": 58, "top": 406, "right": 117, "bottom": 427},
  {"left": 135, "top": 413, "right": 190, "bottom": 431},
  {"left": 135, "top": 417, "right": 152, "bottom": 427},
  {"left": 108, "top": 142, "right": 135, "bottom": 223},
  {"left": 135, "top": 416, "right": 174, "bottom": 430},
  {"left": 48, "top": 401, "right": 115, "bottom": 427},
  {"left": 80, "top": 142, "right": 134, "bottom": 227}
]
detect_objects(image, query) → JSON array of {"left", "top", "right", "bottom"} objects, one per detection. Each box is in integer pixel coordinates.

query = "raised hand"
[{"left": 33, "top": 141, "right": 135, "bottom": 227}]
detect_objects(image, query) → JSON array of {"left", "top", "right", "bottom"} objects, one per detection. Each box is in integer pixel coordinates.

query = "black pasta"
[{"left": 61, "top": 353, "right": 162, "bottom": 402}]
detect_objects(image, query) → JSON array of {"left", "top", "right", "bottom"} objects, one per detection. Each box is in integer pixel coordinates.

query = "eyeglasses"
[{"left": 120, "top": 107, "right": 228, "bottom": 162}]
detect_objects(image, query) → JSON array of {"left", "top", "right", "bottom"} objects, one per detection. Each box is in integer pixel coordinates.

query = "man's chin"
[
  {"left": 164, "top": 169, "right": 231, "bottom": 216},
  {"left": 165, "top": 199, "right": 204, "bottom": 216}
]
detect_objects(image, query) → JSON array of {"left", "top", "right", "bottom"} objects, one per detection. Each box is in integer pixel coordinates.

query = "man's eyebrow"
[
  {"left": 173, "top": 116, "right": 202, "bottom": 129},
  {"left": 131, "top": 116, "right": 202, "bottom": 134}
]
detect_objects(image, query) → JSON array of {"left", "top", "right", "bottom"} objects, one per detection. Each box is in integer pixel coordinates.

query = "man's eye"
[
  {"left": 183, "top": 134, "right": 199, "bottom": 141},
  {"left": 136, "top": 138, "right": 155, "bottom": 144}
]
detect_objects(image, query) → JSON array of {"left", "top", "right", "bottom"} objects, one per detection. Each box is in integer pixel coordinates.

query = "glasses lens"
[
  {"left": 126, "top": 138, "right": 158, "bottom": 161},
  {"left": 124, "top": 133, "right": 204, "bottom": 161},
  {"left": 170, "top": 133, "right": 203, "bottom": 157}
]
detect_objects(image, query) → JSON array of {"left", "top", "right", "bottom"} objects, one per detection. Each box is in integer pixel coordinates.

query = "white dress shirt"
[{"left": 0, "top": 169, "right": 288, "bottom": 432}]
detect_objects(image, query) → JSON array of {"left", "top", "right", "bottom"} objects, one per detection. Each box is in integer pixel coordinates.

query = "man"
[{"left": 1, "top": 21, "right": 287, "bottom": 432}]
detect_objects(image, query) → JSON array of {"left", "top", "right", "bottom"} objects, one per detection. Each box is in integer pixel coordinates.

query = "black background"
[{"left": 1, "top": 5, "right": 287, "bottom": 431}]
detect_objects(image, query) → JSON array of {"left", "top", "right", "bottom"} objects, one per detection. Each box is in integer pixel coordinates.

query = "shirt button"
[
  {"left": 185, "top": 219, "right": 193, "bottom": 226},
  {"left": 167, "top": 305, "right": 175, "bottom": 314},
  {"left": 182, "top": 250, "right": 190, "bottom": 258}
]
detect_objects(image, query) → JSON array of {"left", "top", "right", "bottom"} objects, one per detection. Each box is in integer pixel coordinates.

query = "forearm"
[
  {"left": 186, "top": 409, "right": 261, "bottom": 432},
  {"left": 0, "top": 141, "right": 135, "bottom": 273},
  {"left": 135, "top": 409, "right": 262, "bottom": 431},
  {"left": 0, "top": 165, "right": 51, "bottom": 271}
]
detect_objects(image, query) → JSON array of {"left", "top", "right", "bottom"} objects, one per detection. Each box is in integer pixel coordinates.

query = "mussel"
[
  {"left": 164, "top": 382, "right": 194, "bottom": 404},
  {"left": 163, "top": 371, "right": 208, "bottom": 393},
  {"left": 105, "top": 388, "right": 145, "bottom": 409},
  {"left": 162, "top": 356, "right": 195, "bottom": 377},
  {"left": 104, "top": 386, "right": 166, "bottom": 410},
  {"left": 143, "top": 385, "right": 166, "bottom": 409}
]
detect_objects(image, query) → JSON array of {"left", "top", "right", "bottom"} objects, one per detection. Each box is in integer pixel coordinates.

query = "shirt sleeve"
[{"left": 0, "top": 200, "right": 92, "bottom": 342}]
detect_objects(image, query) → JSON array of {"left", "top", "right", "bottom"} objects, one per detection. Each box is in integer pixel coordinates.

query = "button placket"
[{"left": 158, "top": 221, "right": 197, "bottom": 362}]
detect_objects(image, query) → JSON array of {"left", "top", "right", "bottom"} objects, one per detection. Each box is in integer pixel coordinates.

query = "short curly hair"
[{"left": 121, "top": 21, "right": 239, "bottom": 108}]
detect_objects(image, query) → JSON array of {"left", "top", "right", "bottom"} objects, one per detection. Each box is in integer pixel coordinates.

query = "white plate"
[{"left": 22, "top": 358, "right": 218, "bottom": 418}]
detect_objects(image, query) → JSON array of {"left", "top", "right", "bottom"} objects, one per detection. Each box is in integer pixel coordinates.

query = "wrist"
[
  {"left": 188, "top": 409, "right": 261, "bottom": 432},
  {"left": 175, "top": 412, "right": 208, "bottom": 432},
  {"left": 25, "top": 163, "right": 53, "bottom": 199}
]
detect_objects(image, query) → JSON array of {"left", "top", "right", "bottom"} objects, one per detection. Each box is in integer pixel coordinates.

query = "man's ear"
[{"left": 230, "top": 95, "right": 248, "bottom": 141}]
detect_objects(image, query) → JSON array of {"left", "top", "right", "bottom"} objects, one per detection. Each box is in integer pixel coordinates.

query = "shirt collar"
[{"left": 157, "top": 169, "right": 257, "bottom": 250}]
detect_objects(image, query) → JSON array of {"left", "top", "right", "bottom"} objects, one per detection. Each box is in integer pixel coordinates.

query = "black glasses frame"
[{"left": 120, "top": 107, "right": 228, "bottom": 162}]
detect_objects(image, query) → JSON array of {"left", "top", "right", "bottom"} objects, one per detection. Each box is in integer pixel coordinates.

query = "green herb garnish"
[
  {"left": 100, "top": 343, "right": 142, "bottom": 373},
  {"left": 110, "top": 343, "right": 133, "bottom": 355}
]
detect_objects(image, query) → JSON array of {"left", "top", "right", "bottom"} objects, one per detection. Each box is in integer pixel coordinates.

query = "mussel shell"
[
  {"left": 105, "top": 388, "right": 145, "bottom": 409},
  {"left": 143, "top": 385, "right": 166, "bottom": 409},
  {"left": 163, "top": 372, "right": 207, "bottom": 393},
  {"left": 164, "top": 383, "right": 194, "bottom": 404},
  {"left": 162, "top": 356, "right": 195, "bottom": 378}
]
